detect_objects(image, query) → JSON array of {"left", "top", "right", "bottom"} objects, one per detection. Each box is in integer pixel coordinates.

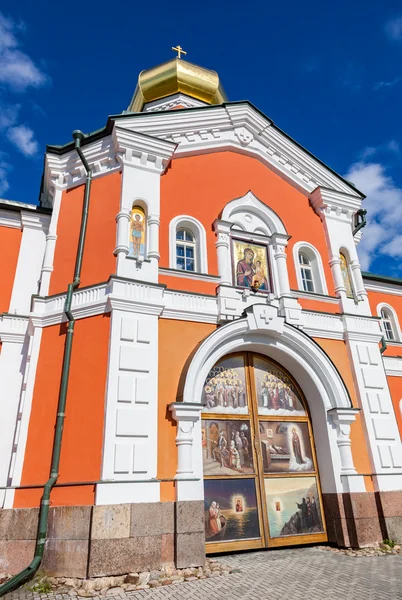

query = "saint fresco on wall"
[
  {"left": 204, "top": 478, "right": 260, "bottom": 543},
  {"left": 232, "top": 239, "right": 270, "bottom": 291},
  {"left": 265, "top": 477, "right": 324, "bottom": 538},
  {"left": 128, "top": 205, "right": 146, "bottom": 259},
  {"left": 259, "top": 421, "right": 313, "bottom": 473},
  {"left": 253, "top": 357, "right": 306, "bottom": 416},
  {"left": 202, "top": 356, "right": 248, "bottom": 414},
  {"left": 202, "top": 419, "right": 254, "bottom": 476},
  {"left": 340, "top": 253, "right": 354, "bottom": 299}
]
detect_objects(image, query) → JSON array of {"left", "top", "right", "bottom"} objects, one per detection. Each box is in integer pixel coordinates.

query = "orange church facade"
[{"left": 0, "top": 56, "right": 402, "bottom": 580}]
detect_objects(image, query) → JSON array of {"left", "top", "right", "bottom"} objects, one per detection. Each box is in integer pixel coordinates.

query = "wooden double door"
[{"left": 201, "top": 352, "right": 327, "bottom": 553}]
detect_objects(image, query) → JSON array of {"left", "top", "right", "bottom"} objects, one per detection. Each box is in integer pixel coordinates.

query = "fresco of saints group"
[
  {"left": 253, "top": 357, "right": 306, "bottom": 416},
  {"left": 232, "top": 240, "right": 270, "bottom": 291},
  {"left": 128, "top": 205, "right": 146, "bottom": 259},
  {"left": 202, "top": 356, "right": 248, "bottom": 414}
]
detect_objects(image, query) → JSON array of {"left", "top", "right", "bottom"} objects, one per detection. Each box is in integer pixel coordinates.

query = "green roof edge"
[{"left": 362, "top": 272, "right": 402, "bottom": 286}]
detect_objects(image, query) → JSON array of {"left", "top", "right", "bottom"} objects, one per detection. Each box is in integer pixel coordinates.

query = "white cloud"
[
  {"left": 344, "top": 161, "right": 402, "bottom": 271},
  {"left": 7, "top": 124, "right": 38, "bottom": 157},
  {"left": 0, "top": 156, "right": 11, "bottom": 195},
  {"left": 372, "top": 76, "right": 402, "bottom": 91},
  {"left": 385, "top": 16, "right": 402, "bottom": 41},
  {"left": 0, "top": 12, "right": 48, "bottom": 91},
  {"left": 0, "top": 102, "right": 20, "bottom": 129}
]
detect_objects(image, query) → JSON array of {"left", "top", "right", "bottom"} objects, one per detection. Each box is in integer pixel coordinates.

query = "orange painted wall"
[
  {"left": 366, "top": 288, "right": 402, "bottom": 356},
  {"left": 313, "top": 337, "right": 373, "bottom": 486},
  {"left": 158, "top": 318, "right": 216, "bottom": 500},
  {"left": 297, "top": 298, "right": 340, "bottom": 315},
  {"left": 0, "top": 226, "right": 22, "bottom": 313},
  {"left": 160, "top": 152, "right": 334, "bottom": 294},
  {"left": 158, "top": 274, "right": 217, "bottom": 296},
  {"left": 49, "top": 172, "right": 121, "bottom": 296},
  {"left": 387, "top": 376, "right": 402, "bottom": 440},
  {"left": 15, "top": 314, "right": 110, "bottom": 508}
]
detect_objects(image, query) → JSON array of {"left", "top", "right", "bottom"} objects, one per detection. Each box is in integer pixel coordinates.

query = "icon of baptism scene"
[
  {"left": 202, "top": 356, "right": 248, "bottom": 414},
  {"left": 265, "top": 477, "right": 324, "bottom": 538},
  {"left": 259, "top": 421, "right": 314, "bottom": 473},
  {"left": 253, "top": 357, "right": 306, "bottom": 416},
  {"left": 128, "top": 205, "right": 146, "bottom": 259},
  {"left": 202, "top": 420, "right": 254, "bottom": 476},
  {"left": 233, "top": 239, "right": 270, "bottom": 291},
  {"left": 204, "top": 478, "right": 260, "bottom": 543}
]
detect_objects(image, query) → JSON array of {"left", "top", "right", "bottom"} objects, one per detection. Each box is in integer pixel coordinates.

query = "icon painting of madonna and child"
[
  {"left": 202, "top": 419, "right": 254, "bottom": 476},
  {"left": 253, "top": 356, "right": 306, "bottom": 416},
  {"left": 202, "top": 356, "right": 248, "bottom": 414},
  {"left": 233, "top": 240, "right": 270, "bottom": 291},
  {"left": 204, "top": 478, "right": 260, "bottom": 543},
  {"left": 259, "top": 421, "right": 314, "bottom": 473},
  {"left": 265, "top": 476, "right": 324, "bottom": 538}
]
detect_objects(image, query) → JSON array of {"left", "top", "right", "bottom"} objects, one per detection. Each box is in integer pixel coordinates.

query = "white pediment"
[{"left": 221, "top": 191, "right": 287, "bottom": 236}]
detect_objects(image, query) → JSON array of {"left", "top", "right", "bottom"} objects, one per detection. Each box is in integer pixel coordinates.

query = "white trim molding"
[
  {"left": 169, "top": 215, "right": 208, "bottom": 273},
  {"left": 293, "top": 241, "right": 328, "bottom": 295},
  {"left": 181, "top": 303, "right": 354, "bottom": 494},
  {"left": 377, "top": 302, "right": 402, "bottom": 343}
]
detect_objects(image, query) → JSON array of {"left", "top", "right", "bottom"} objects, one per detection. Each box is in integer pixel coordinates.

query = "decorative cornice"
[
  {"left": 115, "top": 103, "right": 362, "bottom": 198},
  {"left": 143, "top": 93, "right": 207, "bottom": 112},
  {"left": 383, "top": 356, "right": 402, "bottom": 377},
  {"left": 20, "top": 212, "right": 51, "bottom": 232},
  {"left": 0, "top": 314, "right": 29, "bottom": 343},
  {"left": 112, "top": 126, "right": 177, "bottom": 173},
  {"left": 309, "top": 187, "right": 362, "bottom": 221},
  {"left": 0, "top": 209, "right": 21, "bottom": 229}
]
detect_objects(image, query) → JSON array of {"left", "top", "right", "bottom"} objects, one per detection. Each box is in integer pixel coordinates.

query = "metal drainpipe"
[
  {"left": 352, "top": 208, "right": 367, "bottom": 236},
  {"left": 0, "top": 131, "right": 92, "bottom": 597}
]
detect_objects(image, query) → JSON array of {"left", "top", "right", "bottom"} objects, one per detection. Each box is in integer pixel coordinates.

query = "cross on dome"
[{"left": 172, "top": 45, "right": 187, "bottom": 59}]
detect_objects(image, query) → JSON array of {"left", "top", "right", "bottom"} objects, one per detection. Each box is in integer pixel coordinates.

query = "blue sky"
[{"left": 1, "top": 1, "right": 402, "bottom": 277}]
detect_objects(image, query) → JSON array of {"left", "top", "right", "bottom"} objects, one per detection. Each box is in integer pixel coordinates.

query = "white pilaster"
[
  {"left": 169, "top": 402, "right": 204, "bottom": 501},
  {"left": 9, "top": 212, "right": 50, "bottom": 315},
  {"left": 39, "top": 180, "right": 65, "bottom": 296},
  {"left": 98, "top": 290, "right": 163, "bottom": 505},
  {"left": 344, "top": 316, "right": 402, "bottom": 491},
  {"left": 0, "top": 316, "right": 29, "bottom": 507}
]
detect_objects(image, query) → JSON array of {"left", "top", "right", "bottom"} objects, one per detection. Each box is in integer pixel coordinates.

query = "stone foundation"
[
  {"left": 0, "top": 501, "right": 205, "bottom": 577},
  {"left": 322, "top": 491, "right": 402, "bottom": 548}
]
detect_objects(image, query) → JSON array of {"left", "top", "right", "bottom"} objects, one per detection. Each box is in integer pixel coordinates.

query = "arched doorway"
[{"left": 201, "top": 351, "right": 327, "bottom": 552}]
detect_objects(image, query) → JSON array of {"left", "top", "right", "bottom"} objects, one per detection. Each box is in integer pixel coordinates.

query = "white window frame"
[
  {"left": 169, "top": 215, "right": 208, "bottom": 274},
  {"left": 377, "top": 303, "right": 402, "bottom": 343},
  {"left": 293, "top": 242, "right": 328, "bottom": 295},
  {"left": 175, "top": 228, "right": 197, "bottom": 272}
]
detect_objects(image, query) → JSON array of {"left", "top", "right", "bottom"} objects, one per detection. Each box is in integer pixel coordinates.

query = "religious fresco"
[
  {"left": 204, "top": 478, "right": 260, "bottom": 543},
  {"left": 128, "top": 205, "right": 146, "bottom": 259},
  {"left": 259, "top": 421, "right": 313, "bottom": 473},
  {"left": 265, "top": 477, "right": 324, "bottom": 538},
  {"left": 202, "top": 420, "right": 254, "bottom": 476},
  {"left": 202, "top": 356, "right": 248, "bottom": 414},
  {"left": 253, "top": 357, "right": 306, "bottom": 416},
  {"left": 232, "top": 239, "right": 270, "bottom": 291},
  {"left": 340, "top": 253, "right": 354, "bottom": 299}
]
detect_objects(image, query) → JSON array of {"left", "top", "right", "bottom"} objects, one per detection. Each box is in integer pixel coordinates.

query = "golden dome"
[{"left": 128, "top": 58, "right": 228, "bottom": 112}]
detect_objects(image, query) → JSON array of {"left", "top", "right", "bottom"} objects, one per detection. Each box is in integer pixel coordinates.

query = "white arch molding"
[
  {"left": 170, "top": 303, "right": 363, "bottom": 501},
  {"left": 377, "top": 302, "right": 402, "bottom": 343}
]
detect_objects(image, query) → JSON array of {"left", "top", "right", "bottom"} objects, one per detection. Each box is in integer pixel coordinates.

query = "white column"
[
  {"left": 147, "top": 215, "right": 160, "bottom": 261},
  {"left": 115, "top": 209, "right": 130, "bottom": 273},
  {"left": 327, "top": 407, "right": 365, "bottom": 491},
  {"left": 40, "top": 180, "right": 65, "bottom": 296},
  {"left": 170, "top": 402, "right": 204, "bottom": 501},
  {"left": 350, "top": 259, "right": 367, "bottom": 300},
  {"left": 213, "top": 220, "right": 232, "bottom": 286},
  {"left": 329, "top": 255, "right": 346, "bottom": 296},
  {"left": 271, "top": 233, "right": 290, "bottom": 297}
]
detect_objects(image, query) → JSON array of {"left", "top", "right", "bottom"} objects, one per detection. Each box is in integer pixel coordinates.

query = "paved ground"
[{"left": 6, "top": 547, "right": 402, "bottom": 600}]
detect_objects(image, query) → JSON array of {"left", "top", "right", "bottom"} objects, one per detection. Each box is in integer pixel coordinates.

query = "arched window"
[
  {"left": 378, "top": 304, "right": 401, "bottom": 342},
  {"left": 339, "top": 253, "right": 354, "bottom": 299},
  {"left": 128, "top": 204, "right": 146, "bottom": 260},
  {"left": 169, "top": 216, "right": 208, "bottom": 273},
  {"left": 176, "top": 228, "right": 196, "bottom": 271},
  {"left": 293, "top": 242, "right": 328, "bottom": 295},
  {"left": 299, "top": 253, "right": 314, "bottom": 292}
]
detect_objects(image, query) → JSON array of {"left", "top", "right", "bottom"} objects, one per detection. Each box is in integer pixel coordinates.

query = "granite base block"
[
  {"left": 42, "top": 539, "right": 89, "bottom": 578},
  {"left": 47, "top": 505, "right": 92, "bottom": 541},
  {"left": 91, "top": 504, "right": 130, "bottom": 540},
  {"left": 384, "top": 516, "right": 402, "bottom": 543},
  {"left": 176, "top": 500, "right": 204, "bottom": 534},
  {"left": 88, "top": 536, "right": 162, "bottom": 577},
  {"left": 0, "top": 540, "right": 36, "bottom": 575},
  {"left": 0, "top": 508, "right": 39, "bottom": 540},
  {"left": 176, "top": 532, "right": 205, "bottom": 569}
]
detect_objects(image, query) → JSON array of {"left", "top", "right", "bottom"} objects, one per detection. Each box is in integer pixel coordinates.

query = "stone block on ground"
[
  {"left": 42, "top": 539, "right": 89, "bottom": 578},
  {"left": 0, "top": 508, "right": 39, "bottom": 540},
  {"left": 176, "top": 501, "right": 204, "bottom": 534},
  {"left": 88, "top": 536, "right": 162, "bottom": 577},
  {"left": 175, "top": 532, "right": 205, "bottom": 569},
  {"left": 47, "top": 505, "right": 92, "bottom": 541},
  {"left": 91, "top": 504, "right": 130, "bottom": 540}
]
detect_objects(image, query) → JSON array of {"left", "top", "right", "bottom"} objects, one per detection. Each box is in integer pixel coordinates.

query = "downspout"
[
  {"left": 0, "top": 131, "right": 92, "bottom": 597},
  {"left": 352, "top": 208, "right": 367, "bottom": 236}
]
